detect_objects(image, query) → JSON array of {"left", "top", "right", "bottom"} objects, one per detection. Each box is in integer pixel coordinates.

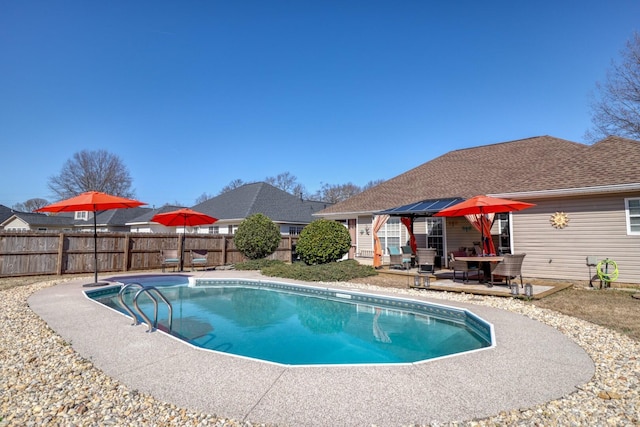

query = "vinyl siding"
[
  {"left": 356, "top": 216, "right": 374, "bottom": 255},
  {"left": 513, "top": 193, "right": 640, "bottom": 284},
  {"left": 3, "top": 217, "right": 30, "bottom": 230}
]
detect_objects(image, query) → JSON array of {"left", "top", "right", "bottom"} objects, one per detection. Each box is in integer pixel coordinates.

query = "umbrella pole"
[
  {"left": 93, "top": 212, "right": 98, "bottom": 284},
  {"left": 180, "top": 217, "right": 186, "bottom": 272},
  {"left": 180, "top": 232, "right": 185, "bottom": 272},
  {"left": 480, "top": 214, "right": 485, "bottom": 256}
]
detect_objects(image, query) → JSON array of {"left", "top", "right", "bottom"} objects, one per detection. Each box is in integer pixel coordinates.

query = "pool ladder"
[{"left": 118, "top": 283, "right": 173, "bottom": 333}]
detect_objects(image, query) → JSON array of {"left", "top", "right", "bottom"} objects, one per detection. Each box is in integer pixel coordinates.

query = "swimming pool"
[{"left": 87, "top": 276, "right": 493, "bottom": 366}]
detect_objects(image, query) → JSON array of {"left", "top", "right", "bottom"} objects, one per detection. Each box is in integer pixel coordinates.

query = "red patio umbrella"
[
  {"left": 151, "top": 208, "right": 218, "bottom": 271},
  {"left": 434, "top": 195, "right": 535, "bottom": 255},
  {"left": 36, "top": 191, "right": 146, "bottom": 285}
]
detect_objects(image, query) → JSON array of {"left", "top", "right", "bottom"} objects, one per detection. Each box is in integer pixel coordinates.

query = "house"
[
  {"left": 317, "top": 135, "right": 640, "bottom": 284},
  {"left": 0, "top": 205, "right": 17, "bottom": 229},
  {"left": 2, "top": 207, "right": 152, "bottom": 233},
  {"left": 125, "top": 205, "right": 184, "bottom": 233},
  {"left": 189, "top": 182, "right": 332, "bottom": 235},
  {"left": 1, "top": 211, "right": 75, "bottom": 232},
  {"left": 72, "top": 207, "right": 152, "bottom": 233}
]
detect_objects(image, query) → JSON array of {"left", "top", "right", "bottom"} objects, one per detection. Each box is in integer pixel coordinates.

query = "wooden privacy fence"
[{"left": 0, "top": 232, "right": 298, "bottom": 278}]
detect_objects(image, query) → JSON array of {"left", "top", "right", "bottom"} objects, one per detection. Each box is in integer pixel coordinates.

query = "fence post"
[
  {"left": 222, "top": 236, "right": 227, "bottom": 265},
  {"left": 123, "top": 233, "right": 130, "bottom": 272},
  {"left": 57, "top": 233, "right": 65, "bottom": 275}
]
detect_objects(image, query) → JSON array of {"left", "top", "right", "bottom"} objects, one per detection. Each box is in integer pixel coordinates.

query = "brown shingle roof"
[
  {"left": 522, "top": 135, "right": 640, "bottom": 190},
  {"left": 320, "top": 135, "right": 640, "bottom": 215}
]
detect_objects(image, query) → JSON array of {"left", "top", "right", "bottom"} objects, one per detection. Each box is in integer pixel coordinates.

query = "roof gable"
[
  {"left": 192, "top": 182, "right": 331, "bottom": 223},
  {"left": 0, "top": 204, "right": 17, "bottom": 224}
]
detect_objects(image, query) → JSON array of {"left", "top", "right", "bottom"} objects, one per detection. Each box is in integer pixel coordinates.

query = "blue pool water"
[{"left": 87, "top": 276, "right": 493, "bottom": 365}]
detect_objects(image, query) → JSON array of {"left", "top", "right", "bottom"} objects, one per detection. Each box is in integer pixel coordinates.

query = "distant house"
[
  {"left": 317, "top": 135, "right": 640, "bottom": 284},
  {"left": 190, "top": 182, "right": 332, "bottom": 235},
  {"left": 1, "top": 211, "right": 75, "bottom": 232},
  {"left": 126, "top": 205, "right": 185, "bottom": 233},
  {"left": 0, "top": 205, "right": 17, "bottom": 228},
  {"left": 1, "top": 207, "right": 151, "bottom": 233},
  {"left": 73, "top": 207, "right": 152, "bottom": 233}
]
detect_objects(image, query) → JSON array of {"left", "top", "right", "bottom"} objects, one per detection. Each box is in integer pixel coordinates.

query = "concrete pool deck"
[{"left": 28, "top": 271, "right": 595, "bottom": 426}]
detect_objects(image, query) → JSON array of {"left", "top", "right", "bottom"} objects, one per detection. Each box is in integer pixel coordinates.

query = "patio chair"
[
  {"left": 489, "top": 253, "right": 526, "bottom": 288},
  {"left": 416, "top": 248, "right": 436, "bottom": 273},
  {"left": 160, "top": 249, "right": 180, "bottom": 273},
  {"left": 190, "top": 249, "right": 208, "bottom": 271},
  {"left": 450, "top": 250, "right": 482, "bottom": 283},
  {"left": 400, "top": 245, "right": 413, "bottom": 269},
  {"left": 387, "top": 246, "right": 404, "bottom": 269}
]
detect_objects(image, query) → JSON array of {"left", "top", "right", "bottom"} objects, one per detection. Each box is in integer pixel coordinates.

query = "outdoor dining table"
[{"left": 455, "top": 256, "right": 504, "bottom": 283}]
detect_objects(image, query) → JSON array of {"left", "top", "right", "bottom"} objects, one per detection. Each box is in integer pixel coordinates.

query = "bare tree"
[
  {"left": 13, "top": 198, "right": 49, "bottom": 212},
  {"left": 216, "top": 175, "right": 382, "bottom": 203},
  {"left": 48, "top": 150, "right": 134, "bottom": 199},
  {"left": 587, "top": 32, "right": 640, "bottom": 142},
  {"left": 218, "top": 179, "right": 246, "bottom": 195},
  {"left": 362, "top": 179, "right": 385, "bottom": 190},
  {"left": 315, "top": 182, "right": 362, "bottom": 203},
  {"left": 194, "top": 192, "right": 214, "bottom": 205},
  {"left": 265, "top": 172, "right": 306, "bottom": 196}
]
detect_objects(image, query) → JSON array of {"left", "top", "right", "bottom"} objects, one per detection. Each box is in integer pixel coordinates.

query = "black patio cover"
[{"left": 376, "top": 197, "right": 465, "bottom": 217}]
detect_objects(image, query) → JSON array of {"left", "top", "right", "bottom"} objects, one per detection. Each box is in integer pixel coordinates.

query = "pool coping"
[{"left": 28, "top": 270, "right": 595, "bottom": 426}]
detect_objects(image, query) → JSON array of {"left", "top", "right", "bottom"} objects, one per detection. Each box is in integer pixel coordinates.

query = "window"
[
  {"left": 496, "top": 213, "right": 511, "bottom": 254},
  {"left": 625, "top": 198, "right": 640, "bottom": 234},
  {"left": 378, "top": 218, "right": 401, "bottom": 253},
  {"left": 208, "top": 226, "right": 219, "bottom": 234},
  {"left": 75, "top": 211, "right": 88, "bottom": 220},
  {"left": 288, "top": 226, "right": 304, "bottom": 235},
  {"left": 425, "top": 217, "right": 443, "bottom": 256}
]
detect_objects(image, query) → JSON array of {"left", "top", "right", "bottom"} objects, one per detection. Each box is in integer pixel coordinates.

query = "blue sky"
[{"left": 1, "top": 1, "right": 639, "bottom": 209}]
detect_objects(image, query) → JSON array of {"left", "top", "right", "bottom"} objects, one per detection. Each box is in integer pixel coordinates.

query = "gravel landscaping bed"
[{"left": 1, "top": 278, "right": 639, "bottom": 426}]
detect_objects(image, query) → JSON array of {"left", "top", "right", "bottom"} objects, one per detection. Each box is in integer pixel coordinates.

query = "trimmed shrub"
[
  {"left": 261, "top": 259, "right": 377, "bottom": 282},
  {"left": 234, "top": 213, "right": 281, "bottom": 260},
  {"left": 234, "top": 259, "right": 284, "bottom": 270},
  {"left": 295, "top": 219, "right": 351, "bottom": 265}
]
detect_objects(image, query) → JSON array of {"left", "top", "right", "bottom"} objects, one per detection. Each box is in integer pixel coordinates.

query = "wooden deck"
[{"left": 376, "top": 267, "right": 572, "bottom": 299}]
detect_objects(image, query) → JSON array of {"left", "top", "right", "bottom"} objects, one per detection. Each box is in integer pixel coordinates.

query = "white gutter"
[
  {"left": 314, "top": 210, "right": 379, "bottom": 219},
  {"left": 492, "top": 183, "right": 640, "bottom": 200}
]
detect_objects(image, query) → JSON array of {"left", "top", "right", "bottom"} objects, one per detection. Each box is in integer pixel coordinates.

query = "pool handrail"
[
  {"left": 118, "top": 283, "right": 173, "bottom": 333},
  {"left": 133, "top": 286, "right": 173, "bottom": 333},
  {"left": 118, "top": 283, "right": 144, "bottom": 326}
]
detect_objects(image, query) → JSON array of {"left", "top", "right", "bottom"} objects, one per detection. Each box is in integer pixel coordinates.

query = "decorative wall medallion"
[{"left": 550, "top": 211, "right": 569, "bottom": 229}]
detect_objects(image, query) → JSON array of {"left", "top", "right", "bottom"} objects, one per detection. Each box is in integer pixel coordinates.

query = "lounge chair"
[
  {"left": 160, "top": 249, "right": 180, "bottom": 272},
  {"left": 190, "top": 249, "right": 208, "bottom": 271},
  {"left": 387, "top": 246, "right": 404, "bottom": 269},
  {"left": 489, "top": 253, "right": 526, "bottom": 288}
]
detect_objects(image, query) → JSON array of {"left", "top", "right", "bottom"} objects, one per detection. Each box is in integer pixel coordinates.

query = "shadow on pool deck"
[{"left": 28, "top": 270, "right": 593, "bottom": 427}]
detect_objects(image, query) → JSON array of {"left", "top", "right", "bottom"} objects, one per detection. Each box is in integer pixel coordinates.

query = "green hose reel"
[{"left": 596, "top": 258, "right": 619, "bottom": 288}]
